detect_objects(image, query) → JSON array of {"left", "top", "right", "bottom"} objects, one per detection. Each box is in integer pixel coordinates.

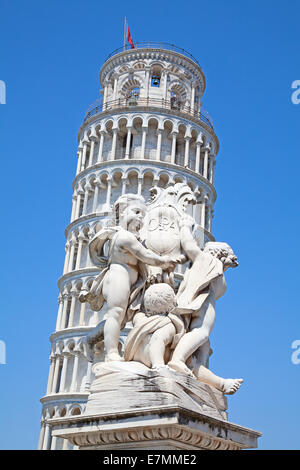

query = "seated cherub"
[
  {"left": 168, "top": 215, "right": 243, "bottom": 394},
  {"left": 80, "top": 194, "right": 179, "bottom": 362},
  {"left": 124, "top": 283, "right": 186, "bottom": 369}
]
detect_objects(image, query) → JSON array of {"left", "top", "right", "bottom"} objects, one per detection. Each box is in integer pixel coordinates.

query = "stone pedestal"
[{"left": 51, "top": 362, "right": 261, "bottom": 450}]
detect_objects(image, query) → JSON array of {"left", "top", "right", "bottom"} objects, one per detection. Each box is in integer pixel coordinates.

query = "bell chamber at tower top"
[
  {"left": 77, "top": 43, "right": 218, "bottom": 177},
  {"left": 84, "top": 44, "right": 215, "bottom": 130}
]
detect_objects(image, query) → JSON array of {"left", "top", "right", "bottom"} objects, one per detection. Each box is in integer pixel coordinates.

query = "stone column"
[
  {"left": 209, "top": 155, "right": 215, "bottom": 184},
  {"left": 97, "top": 131, "right": 105, "bottom": 163},
  {"left": 137, "top": 177, "right": 143, "bottom": 196},
  {"left": 38, "top": 422, "right": 46, "bottom": 450},
  {"left": 68, "top": 291, "right": 77, "bottom": 328},
  {"left": 82, "top": 187, "right": 89, "bottom": 216},
  {"left": 203, "top": 144, "right": 210, "bottom": 179},
  {"left": 156, "top": 129, "right": 163, "bottom": 161},
  {"left": 200, "top": 194, "right": 206, "bottom": 229},
  {"left": 105, "top": 177, "right": 112, "bottom": 210},
  {"left": 125, "top": 127, "right": 132, "bottom": 159},
  {"left": 46, "top": 355, "right": 55, "bottom": 395},
  {"left": 60, "top": 294, "right": 69, "bottom": 330},
  {"left": 62, "top": 439, "right": 69, "bottom": 450},
  {"left": 140, "top": 127, "right": 147, "bottom": 159},
  {"left": 81, "top": 134, "right": 89, "bottom": 170},
  {"left": 145, "top": 67, "right": 151, "bottom": 99},
  {"left": 194, "top": 198, "right": 202, "bottom": 227},
  {"left": 56, "top": 295, "right": 64, "bottom": 331},
  {"left": 103, "top": 84, "right": 108, "bottom": 109},
  {"left": 50, "top": 436, "right": 57, "bottom": 450},
  {"left": 171, "top": 131, "right": 177, "bottom": 164},
  {"left": 59, "top": 353, "right": 69, "bottom": 393},
  {"left": 112, "top": 76, "right": 118, "bottom": 102},
  {"left": 121, "top": 176, "right": 128, "bottom": 195},
  {"left": 111, "top": 128, "right": 118, "bottom": 160},
  {"left": 191, "top": 83, "right": 196, "bottom": 114},
  {"left": 79, "top": 302, "right": 86, "bottom": 326},
  {"left": 51, "top": 355, "right": 61, "bottom": 393},
  {"left": 68, "top": 236, "right": 77, "bottom": 272},
  {"left": 92, "top": 181, "right": 99, "bottom": 213},
  {"left": 76, "top": 141, "right": 83, "bottom": 174},
  {"left": 63, "top": 242, "right": 70, "bottom": 275},
  {"left": 163, "top": 72, "right": 168, "bottom": 101},
  {"left": 184, "top": 136, "right": 191, "bottom": 167},
  {"left": 70, "top": 352, "right": 80, "bottom": 392},
  {"left": 212, "top": 159, "right": 216, "bottom": 185},
  {"left": 70, "top": 194, "right": 77, "bottom": 222},
  {"left": 75, "top": 191, "right": 83, "bottom": 219},
  {"left": 42, "top": 423, "right": 51, "bottom": 450},
  {"left": 88, "top": 133, "right": 97, "bottom": 167},
  {"left": 195, "top": 136, "right": 203, "bottom": 173},
  {"left": 207, "top": 203, "right": 212, "bottom": 232}
]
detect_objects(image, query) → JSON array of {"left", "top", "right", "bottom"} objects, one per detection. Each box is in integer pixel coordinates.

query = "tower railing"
[
  {"left": 84, "top": 96, "right": 214, "bottom": 130},
  {"left": 105, "top": 42, "right": 201, "bottom": 66}
]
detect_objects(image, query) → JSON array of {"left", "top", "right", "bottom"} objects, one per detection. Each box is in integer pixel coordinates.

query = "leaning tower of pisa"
[{"left": 38, "top": 43, "right": 220, "bottom": 450}]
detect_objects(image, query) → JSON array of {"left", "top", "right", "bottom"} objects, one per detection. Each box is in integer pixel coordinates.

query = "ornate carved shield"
[
  {"left": 142, "top": 183, "right": 196, "bottom": 257},
  {"left": 145, "top": 204, "right": 181, "bottom": 256}
]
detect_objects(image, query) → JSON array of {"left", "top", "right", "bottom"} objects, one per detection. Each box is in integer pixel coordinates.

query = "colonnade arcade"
[
  {"left": 71, "top": 164, "right": 215, "bottom": 226},
  {"left": 76, "top": 114, "right": 217, "bottom": 179}
]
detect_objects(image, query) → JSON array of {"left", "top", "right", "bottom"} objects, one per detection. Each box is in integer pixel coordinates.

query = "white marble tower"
[{"left": 39, "top": 43, "right": 221, "bottom": 450}]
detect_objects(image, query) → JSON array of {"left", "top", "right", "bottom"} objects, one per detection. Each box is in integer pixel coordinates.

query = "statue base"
[{"left": 52, "top": 361, "right": 261, "bottom": 450}]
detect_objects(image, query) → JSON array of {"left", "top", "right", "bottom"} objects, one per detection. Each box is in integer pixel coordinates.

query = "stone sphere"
[{"left": 143, "top": 283, "right": 176, "bottom": 315}]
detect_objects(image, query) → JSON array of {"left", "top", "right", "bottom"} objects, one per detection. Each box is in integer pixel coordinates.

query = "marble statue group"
[{"left": 79, "top": 183, "right": 243, "bottom": 395}]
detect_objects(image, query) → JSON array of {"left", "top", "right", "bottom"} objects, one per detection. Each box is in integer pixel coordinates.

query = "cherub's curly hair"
[
  {"left": 144, "top": 283, "right": 176, "bottom": 315},
  {"left": 204, "top": 241, "right": 236, "bottom": 265},
  {"left": 113, "top": 194, "right": 146, "bottom": 226}
]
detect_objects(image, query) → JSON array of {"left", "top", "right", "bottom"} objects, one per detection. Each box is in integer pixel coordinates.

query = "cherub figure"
[
  {"left": 124, "top": 283, "right": 185, "bottom": 369},
  {"left": 80, "top": 194, "right": 178, "bottom": 362},
  {"left": 168, "top": 215, "right": 243, "bottom": 394}
]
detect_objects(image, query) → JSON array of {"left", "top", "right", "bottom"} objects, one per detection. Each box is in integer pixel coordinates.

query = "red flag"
[{"left": 127, "top": 24, "right": 134, "bottom": 49}]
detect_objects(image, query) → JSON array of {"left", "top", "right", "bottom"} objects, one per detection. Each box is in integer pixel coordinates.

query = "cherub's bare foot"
[
  {"left": 168, "top": 360, "right": 195, "bottom": 377},
  {"left": 105, "top": 352, "right": 124, "bottom": 362},
  {"left": 221, "top": 378, "right": 243, "bottom": 395}
]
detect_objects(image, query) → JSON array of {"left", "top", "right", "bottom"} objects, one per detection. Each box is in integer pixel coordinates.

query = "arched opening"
[
  {"left": 151, "top": 65, "right": 162, "bottom": 88},
  {"left": 131, "top": 117, "right": 143, "bottom": 159},
  {"left": 121, "top": 78, "right": 142, "bottom": 105},
  {"left": 103, "top": 121, "right": 113, "bottom": 162},
  {"left": 158, "top": 173, "right": 170, "bottom": 188},
  {"left": 161, "top": 120, "right": 173, "bottom": 163},
  {"left": 142, "top": 170, "right": 155, "bottom": 199},
  {"left": 127, "top": 170, "right": 139, "bottom": 194},
  {"left": 71, "top": 407, "right": 81, "bottom": 416},
  {"left": 169, "top": 82, "right": 187, "bottom": 111},
  {"left": 127, "top": 87, "right": 140, "bottom": 105},
  {"left": 116, "top": 118, "right": 127, "bottom": 159},
  {"left": 111, "top": 171, "right": 122, "bottom": 202},
  {"left": 146, "top": 118, "right": 159, "bottom": 160},
  {"left": 176, "top": 124, "right": 186, "bottom": 166},
  {"left": 78, "top": 189, "right": 84, "bottom": 217}
]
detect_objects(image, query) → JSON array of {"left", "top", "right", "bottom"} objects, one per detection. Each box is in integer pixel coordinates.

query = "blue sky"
[{"left": 0, "top": 0, "right": 299, "bottom": 450}]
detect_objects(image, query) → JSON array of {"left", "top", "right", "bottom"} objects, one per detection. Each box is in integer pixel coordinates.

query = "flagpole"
[{"left": 123, "top": 16, "right": 127, "bottom": 51}]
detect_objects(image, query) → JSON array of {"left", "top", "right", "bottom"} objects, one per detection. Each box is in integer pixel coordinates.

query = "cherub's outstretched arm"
[
  {"left": 121, "top": 233, "right": 176, "bottom": 269},
  {"left": 179, "top": 216, "right": 201, "bottom": 262}
]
